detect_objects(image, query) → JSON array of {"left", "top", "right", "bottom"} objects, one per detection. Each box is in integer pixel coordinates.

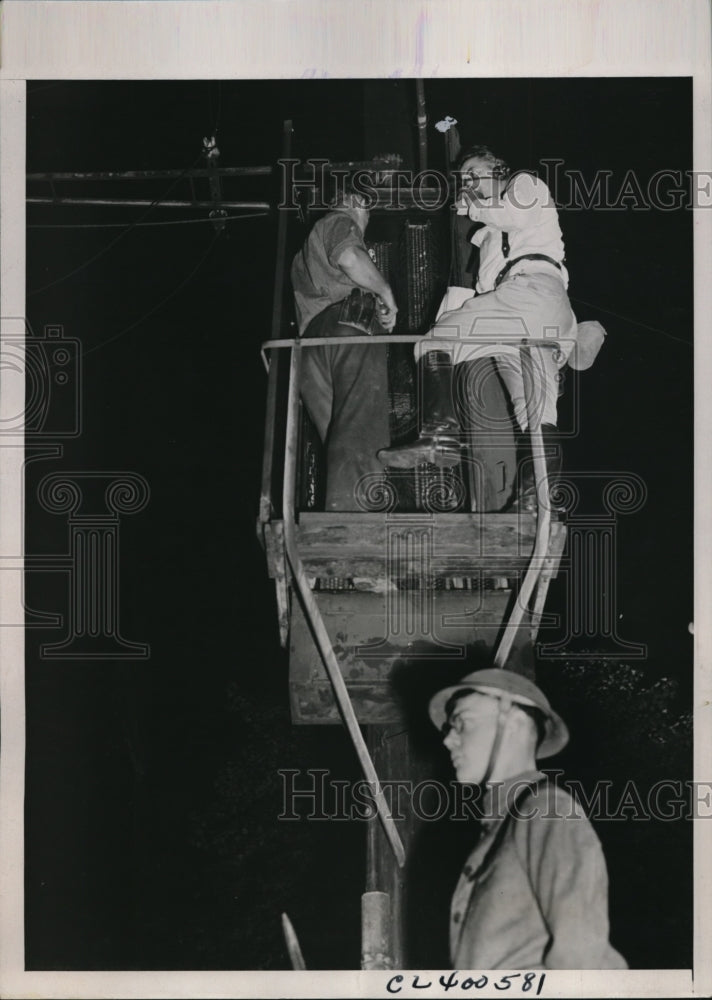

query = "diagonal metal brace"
[{"left": 493, "top": 341, "right": 553, "bottom": 668}]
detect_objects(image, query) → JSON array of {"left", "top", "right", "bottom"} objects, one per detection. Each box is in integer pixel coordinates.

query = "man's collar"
[{"left": 480, "top": 768, "right": 545, "bottom": 828}]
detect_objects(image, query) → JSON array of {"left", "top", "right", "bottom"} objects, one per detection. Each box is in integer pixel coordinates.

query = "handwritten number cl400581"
[{"left": 385, "top": 972, "right": 546, "bottom": 994}]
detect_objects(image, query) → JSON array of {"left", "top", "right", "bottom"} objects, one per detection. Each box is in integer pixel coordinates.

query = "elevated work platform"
[
  {"left": 263, "top": 126, "right": 579, "bottom": 964},
  {"left": 291, "top": 511, "right": 565, "bottom": 582},
  {"left": 262, "top": 511, "right": 567, "bottom": 723}
]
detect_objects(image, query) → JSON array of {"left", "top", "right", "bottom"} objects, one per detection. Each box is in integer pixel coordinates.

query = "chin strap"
[{"left": 481, "top": 695, "right": 513, "bottom": 786}]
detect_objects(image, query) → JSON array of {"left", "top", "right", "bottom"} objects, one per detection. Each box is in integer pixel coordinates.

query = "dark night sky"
[{"left": 23, "top": 78, "right": 693, "bottom": 970}]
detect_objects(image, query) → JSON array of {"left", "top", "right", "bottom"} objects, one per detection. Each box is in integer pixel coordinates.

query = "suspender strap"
[
  {"left": 501, "top": 231, "right": 511, "bottom": 258},
  {"left": 494, "top": 253, "right": 562, "bottom": 289},
  {"left": 470, "top": 777, "right": 550, "bottom": 882},
  {"left": 480, "top": 697, "right": 512, "bottom": 787},
  {"left": 454, "top": 776, "right": 550, "bottom": 957}
]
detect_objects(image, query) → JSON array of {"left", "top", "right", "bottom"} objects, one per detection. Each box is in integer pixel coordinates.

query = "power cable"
[
  {"left": 28, "top": 211, "right": 269, "bottom": 230},
  {"left": 569, "top": 295, "right": 692, "bottom": 348},
  {"left": 210, "top": 81, "right": 223, "bottom": 138},
  {"left": 27, "top": 82, "right": 65, "bottom": 95},
  {"left": 28, "top": 149, "right": 206, "bottom": 297},
  {"left": 81, "top": 230, "right": 223, "bottom": 359}
]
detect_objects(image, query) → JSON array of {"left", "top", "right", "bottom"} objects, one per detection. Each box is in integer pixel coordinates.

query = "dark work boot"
[
  {"left": 377, "top": 351, "right": 462, "bottom": 469},
  {"left": 508, "top": 423, "right": 562, "bottom": 513}
]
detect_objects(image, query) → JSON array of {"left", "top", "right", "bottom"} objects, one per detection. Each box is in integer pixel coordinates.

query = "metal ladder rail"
[
  {"left": 260, "top": 333, "right": 424, "bottom": 372},
  {"left": 493, "top": 341, "right": 555, "bottom": 668},
  {"left": 281, "top": 339, "right": 406, "bottom": 868}
]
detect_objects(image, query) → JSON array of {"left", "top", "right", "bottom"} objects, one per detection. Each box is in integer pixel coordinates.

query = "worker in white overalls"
[{"left": 378, "top": 145, "right": 604, "bottom": 511}]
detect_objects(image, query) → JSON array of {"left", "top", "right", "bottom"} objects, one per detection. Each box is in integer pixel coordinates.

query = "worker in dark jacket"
[
  {"left": 429, "top": 668, "right": 627, "bottom": 969},
  {"left": 291, "top": 187, "right": 397, "bottom": 511}
]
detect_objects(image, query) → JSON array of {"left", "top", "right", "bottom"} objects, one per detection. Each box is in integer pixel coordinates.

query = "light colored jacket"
[
  {"left": 465, "top": 173, "right": 569, "bottom": 293},
  {"left": 450, "top": 770, "right": 627, "bottom": 970}
]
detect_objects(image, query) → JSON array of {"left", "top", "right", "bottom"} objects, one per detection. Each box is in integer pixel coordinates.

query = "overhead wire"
[
  {"left": 28, "top": 211, "right": 269, "bottom": 230},
  {"left": 27, "top": 82, "right": 65, "bottom": 95},
  {"left": 82, "top": 229, "right": 223, "bottom": 359},
  {"left": 210, "top": 81, "right": 223, "bottom": 138},
  {"left": 568, "top": 294, "right": 692, "bottom": 348},
  {"left": 29, "top": 92, "right": 258, "bottom": 358},
  {"left": 28, "top": 148, "right": 207, "bottom": 297}
]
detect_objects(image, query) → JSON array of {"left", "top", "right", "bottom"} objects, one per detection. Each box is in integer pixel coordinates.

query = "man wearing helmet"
[{"left": 429, "top": 668, "right": 626, "bottom": 970}]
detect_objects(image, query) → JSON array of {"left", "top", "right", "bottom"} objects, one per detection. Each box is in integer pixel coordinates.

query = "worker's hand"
[
  {"left": 377, "top": 294, "right": 398, "bottom": 332},
  {"left": 456, "top": 186, "right": 485, "bottom": 216}
]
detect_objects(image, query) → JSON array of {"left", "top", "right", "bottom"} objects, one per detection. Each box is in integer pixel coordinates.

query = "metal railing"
[{"left": 260, "top": 332, "right": 561, "bottom": 863}]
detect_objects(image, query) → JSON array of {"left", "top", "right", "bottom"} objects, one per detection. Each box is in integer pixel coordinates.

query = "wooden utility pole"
[{"left": 363, "top": 725, "right": 410, "bottom": 968}]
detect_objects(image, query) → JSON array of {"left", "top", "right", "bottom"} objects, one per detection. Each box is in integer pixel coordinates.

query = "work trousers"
[
  {"left": 415, "top": 272, "right": 577, "bottom": 430},
  {"left": 300, "top": 301, "right": 390, "bottom": 512}
]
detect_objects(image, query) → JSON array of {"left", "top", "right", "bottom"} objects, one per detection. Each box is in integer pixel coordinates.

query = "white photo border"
[{"left": 1, "top": 1, "right": 709, "bottom": 997}]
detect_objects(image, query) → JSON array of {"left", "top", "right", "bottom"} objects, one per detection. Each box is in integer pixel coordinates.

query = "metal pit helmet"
[{"left": 429, "top": 668, "right": 569, "bottom": 759}]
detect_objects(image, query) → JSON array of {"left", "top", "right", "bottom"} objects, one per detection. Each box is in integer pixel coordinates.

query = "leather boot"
[
  {"left": 507, "top": 423, "right": 561, "bottom": 513},
  {"left": 377, "top": 351, "right": 462, "bottom": 469}
]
